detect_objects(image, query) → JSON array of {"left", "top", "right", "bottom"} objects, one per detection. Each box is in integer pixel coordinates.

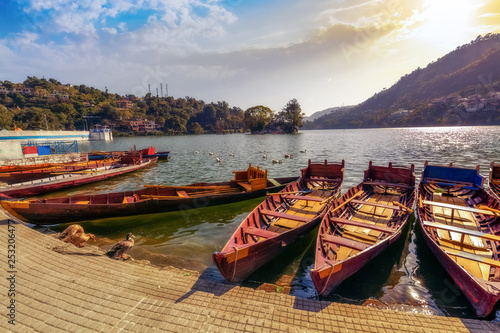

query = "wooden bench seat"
[
  {"left": 321, "top": 234, "right": 371, "bottom": 251},
  {"left": 362, "top": 181, "right": 413, "bottom": 189},
  {"left": 330, "top": 217, "right": 395, "bottom": 234},
  {"left": 350, "top": 199, "right": 401, "bottom": 210},
  {"left": 283, "top": 195, "right": 323, "bottom": 202},
  {"left": 423, "top": 221, "right": 500, "bottom": 242},
  {"left": 304, "top": 178, "right": 341, "bottom": 183},
  {"left": 237, "top": 182, "right": 252, "bottom": 191},
  {"left": 444, "top": 249, "right": 500, "bottom": 268},
  {"left": 422, "top": 200, "right": 496, "bottom": 215},
  {"left": 259, "top": 209, "right": 311, "bottom": 223},
  {"left": 246, "top": 227, "right": 278, "bottom": 239}
]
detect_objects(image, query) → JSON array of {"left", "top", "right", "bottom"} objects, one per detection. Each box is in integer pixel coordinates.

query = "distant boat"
[
  {"left": 1, "top": 164, "right": 296, "bottom": 224},
  {"left": 213, "top": 159, "right": 345, "bottom": 283},
  {"left": 0, "top": 153, "right": 157, "bottom": 198}
]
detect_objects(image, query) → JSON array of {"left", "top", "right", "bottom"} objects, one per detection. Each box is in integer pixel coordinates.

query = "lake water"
[{"left": 44, "top": 127, "right": 500, "bottom": 320}]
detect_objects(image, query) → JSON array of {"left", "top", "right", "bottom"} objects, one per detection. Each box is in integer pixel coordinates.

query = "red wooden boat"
[
  {"left": 213, "top": 160, "right": 344, "bottom": 283},
  {"left": 488, "top": 161, "right": 500, "bottom": 201},
  {"left": 1, "top": 164, "right": 297, "bottom": 224},
  {"left": 0, "top": 153, "right": 157, "bottom": 198},
  {"left": 416, "top": 161, "right": 500, "bottom": 317},
  {"left": 0, "top": 159, "right": 120, "bottom": 184},
  {"left": 310, "top": 162, "right": 415, "bottom": 296}
]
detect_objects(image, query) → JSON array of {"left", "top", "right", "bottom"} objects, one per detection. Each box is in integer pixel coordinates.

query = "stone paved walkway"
[{"left": 1, "top": 210, "right": 499, "bottom": 333}]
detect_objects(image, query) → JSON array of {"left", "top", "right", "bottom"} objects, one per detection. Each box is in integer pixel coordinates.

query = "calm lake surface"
[{"left": 44, "top": 127, "right": 500, "bottom": 320}]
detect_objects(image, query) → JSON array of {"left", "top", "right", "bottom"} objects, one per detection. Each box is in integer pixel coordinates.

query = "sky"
[{"left": 0, "top": 1, "right": 499, "bottom": 116}]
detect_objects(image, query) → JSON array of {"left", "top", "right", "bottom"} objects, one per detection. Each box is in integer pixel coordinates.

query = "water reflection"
[{"left": 44, "top": 127, "right": 500, "bottom": 320}]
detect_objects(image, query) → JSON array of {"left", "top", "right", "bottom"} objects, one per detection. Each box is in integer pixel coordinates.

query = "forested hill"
[{"left": 304, "top": 33, "right": 500, "bottom": 129}]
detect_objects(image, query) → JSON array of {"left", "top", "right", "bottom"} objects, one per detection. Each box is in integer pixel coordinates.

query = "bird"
[
  {"left": 216, "top": 157, "right": 222, "bottom": 163},
  {"left": 57, "top": 224, "right": 96, "bottom": 248},
  {"left": 106, "top": 233, "right": 135, "bottom": 260},
  {"left": 195, "top": 150, "right": 199, "bottom": 154},
  {"left": 300, "top": 149, "right": 307, "bottom": 153},
  {"left": 209, "top": 152, "right": 214, "bottom": 156},
  {"left": 284, "top": 153, "right": 290, "bottom": 158},
  {"left": 229, "top": 152, "right": 235, "bottom": 156},
  {"left": 263, "top": 154, "right": 267, "bottom": 159},
  {"left": 272, "top": 159, "right": 283, "bottom": 164}
]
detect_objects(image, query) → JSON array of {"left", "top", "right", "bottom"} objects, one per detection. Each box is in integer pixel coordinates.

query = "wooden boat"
[
  {"left": 0, "top": 159, "right": 120, "bottom": 184},
  {"left": 88, "top": 146, "right": 169, "bottom": 160},
  {"left": 0, "top": 164, "right": 297, "bottom": 224},
  {"left": 0, "top": 153, "right": 157, "bottom": 198},
  {"left": 212, "top": 159, "right": 345, "bottom": 283},
  {"left": 416, "top": 161, "right": 500, "bottom": 317},
  {"left": 310, "top": 162, "right": 415, "bottom": 296},
  {"left": 488, "top": 161, "right": 500, "bottom": 201}
]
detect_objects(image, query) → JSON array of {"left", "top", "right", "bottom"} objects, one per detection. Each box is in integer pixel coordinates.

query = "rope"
[
  {"left": 231, "top": 246, "right": 239, "bottom": 282},
  {"left": 319, "top": 261, "right": 336, "bottom": 296}
]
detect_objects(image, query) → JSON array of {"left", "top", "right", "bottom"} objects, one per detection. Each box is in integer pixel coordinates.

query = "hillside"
[{"left": 304, "top": 33, "right": 500, "bottom": 129}]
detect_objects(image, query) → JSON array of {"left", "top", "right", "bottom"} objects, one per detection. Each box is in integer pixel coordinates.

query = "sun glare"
[{"left": 416, "top": 0, "right": 481, "bottom": 48}]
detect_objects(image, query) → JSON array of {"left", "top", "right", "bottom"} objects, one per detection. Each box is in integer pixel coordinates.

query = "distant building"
[
  {"left": 128, "top": 119, "right": 159, "bottom": 132},
  {"left": 0, "top": 86, "right": 9, "bottom": 94},
  {"left": 117, "top": 100, "right": 133, "bottom": 109}
]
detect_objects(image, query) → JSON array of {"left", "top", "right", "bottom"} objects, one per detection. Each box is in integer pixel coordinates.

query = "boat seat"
[
  {"left": 304, "top": 178, "right": 340, "bottom": 183},
  {"left": 321, "top": 234, "right": 371, "bottom": 251},
  {"left": 176, "top": 191, "right": 189, "bottom": 198},
  {"left": 363, "top": 181, "right": 413, "bottom": 189},
  {"left": 260, "top": 209, "right": 311, "bottom": 223},
  {"left": 246, "top": 227, "right": 278, "bottom": 239},
  {"left": 422, "top": 200, "right": 496, "bottom": 215},
  {"left": 350, "top": 199, "right": 401, "bottom": 210},
  {"left": 444, "top": 249, "right": 500, "bottom": 268},
  {"left": 283, "top": 195, "right": 323, "bottom": 202},
  {"left": 423, "top": 221, "right": 500, "bottom": 242},
  {"left": 237, "top": 182, "right": 252, "bottom": 191},
  {"left": 76, "top": 201, "right": 90, "bottom": 205},
  {"left": 330, "top": 217, "right": 395, "bottom": 233}
]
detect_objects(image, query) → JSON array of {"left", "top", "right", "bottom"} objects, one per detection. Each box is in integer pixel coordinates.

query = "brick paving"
[{"left": 1, "top": 210, "right": 499, "bottom": 333}]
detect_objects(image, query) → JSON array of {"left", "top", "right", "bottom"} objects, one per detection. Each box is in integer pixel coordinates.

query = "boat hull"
[
  {"left": 0, "top": 158, "right": 156, "bottom": 198},
  {"left": 311, "top": 162, "right": 416, "bottom": 296},
  {"left": 1, "top": 177, "right": 297, "bottom": 224},
  {"left": 418, "top": 216, "right": 500, "bottom": 317},
  {"left": 213, "top": 159, "right": 345, "bottom": 283}
]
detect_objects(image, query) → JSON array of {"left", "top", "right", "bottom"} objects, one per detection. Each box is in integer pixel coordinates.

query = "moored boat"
[
  {"left": 416, "top": 161, "right": 500, "bottom": 317},
  {"left": 0, "top": 153, "right": 157, "bottom": 198},
  {"left": 0, "top": 158, "right": 120, "bottom": 184},
  {"left": 212, "top": 159, "right": 345, "bottom": 283},
  {"left": 0, "top": 164, "right": 297, "bottom": 224},
  {"left": 310, "top": 162, "right": 415, "bottom": 296},
  {"left": 488, "top": 161, "right": 500, "bottom": 201}
]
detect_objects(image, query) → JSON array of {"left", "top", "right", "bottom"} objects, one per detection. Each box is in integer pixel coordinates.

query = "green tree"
[
  {"left": 244, "top": 105, "right": 274, "bottom": 133},
  {"left": 0, "top": 105, "right": 13, "bottom": 129},
  {"left": 279, "top": 99, "right": 304, "bottom": 133}
]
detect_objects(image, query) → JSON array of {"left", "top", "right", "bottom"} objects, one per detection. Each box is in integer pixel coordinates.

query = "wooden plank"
[
  {"left": 304, "top": 178, "right": 341, "bottom": 183},
  {"left": 362, "top": 181, "right": 413, "bottom": 189},
  {"left": 434, "top": 213, "right": 471, "bottom": 222},
  {"left": 423, "top": 221, "right": 500, "bottom": 242},
  {"left": 330, "top": 217, "right": 395, "bottom": 234},
  {"left": 321, "top": 234, "right": 371, "bottom": 251},
  {"left": 350, "top": 199, "right": 400, "bottom": 210},
  {"left": 237, "top": 182, "right": 252, "bottom": 191},
  {"left": 259, "top": 209, "right": 312, "bottom": 223},
  {"left": 422, "top": 200, "right": 496, "bottom": 215},
  {"left": 283, "top": 195, "right": 323, "bottom": 202},
  {"left": 444, "top": 249, "right": 500, "bottom": 268},
  {"left": 438, "top": 238, "right": 490, "bottom": 252},
  {"left": 246, "top": 227, "right": 278, "bottom": 239},
  {"left": 176, "top": 191, "right": 189, "bottom": 198}
]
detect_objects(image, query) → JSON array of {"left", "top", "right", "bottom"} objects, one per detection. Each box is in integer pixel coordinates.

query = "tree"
[
  {"left": 279, "top": 99, "right": 304, "bottom": 133},
  {"left": 244, "top": 105, "right": 274, "bottom": 133},
  {"left": 0, "top": 105, "right": 13, "bottom": 129}
]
